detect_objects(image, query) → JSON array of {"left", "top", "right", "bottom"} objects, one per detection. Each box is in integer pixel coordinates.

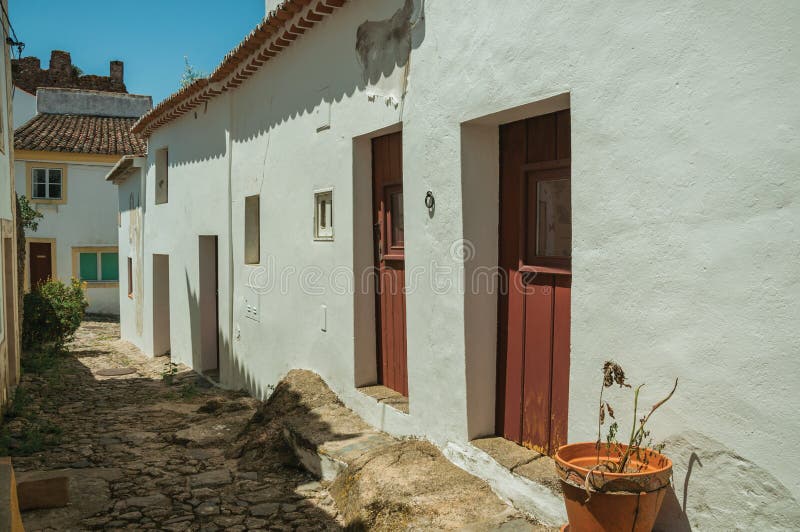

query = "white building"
[
  {"left": 16, "top": 88, "right": 151, "bottom": 314},
  {"left": 11, "top": 85, "right": 34, "bottom": 130},
  {"left": 111, "top": 1, "right": 800, "bottom": 528},
  {"left": 0, "top": 0, "right": 21, "bottom": 412}
]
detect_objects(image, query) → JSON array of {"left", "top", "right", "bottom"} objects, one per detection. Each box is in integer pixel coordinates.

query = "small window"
[
  {"left": 78, "top": 251, "right": 119, "bottom": 282},
  {"left": 244, "top": 195, "right": 260, "bottom": 264},
  {"left": 32, "top": 168, "right": 63, "bottom": 200},
  {"left": 155, "top": 148, "right": 169, "bottom": 204},
  {"left": 523, "top": 166, "right": 571, "bottom": 270},
  {"left": 127, "top": 257, "right": 133, "bottom": 298},
  {"left": 314, "top": 190, "right": 333, "bottom": 241}
]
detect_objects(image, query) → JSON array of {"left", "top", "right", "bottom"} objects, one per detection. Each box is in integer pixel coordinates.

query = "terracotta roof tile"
[{"left": 15, "top": 113, "right": 147, "bottom": 155}]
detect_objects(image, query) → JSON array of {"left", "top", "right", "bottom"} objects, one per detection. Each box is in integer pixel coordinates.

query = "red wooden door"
[
  {"left": 372, "top": 132, "right": 408, "bottom": 396},
  {"left": 29, "top": 242, "right": 53, "bottom": 289},
  {"left": 497, "top": 110, "right": 571, "bottom": 455}
]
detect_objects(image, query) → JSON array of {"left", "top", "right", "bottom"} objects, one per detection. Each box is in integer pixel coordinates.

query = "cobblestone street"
[{"left": 10, "top": 317, "right": 343, "bottom": 531}]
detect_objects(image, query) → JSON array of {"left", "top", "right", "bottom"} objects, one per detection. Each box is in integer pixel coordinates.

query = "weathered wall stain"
[
  {"left": 128, "top": 192, "right": 143, "bottom": 335},
  {"left": 355, "top": 0, "right": 424, "bottom": 87}
]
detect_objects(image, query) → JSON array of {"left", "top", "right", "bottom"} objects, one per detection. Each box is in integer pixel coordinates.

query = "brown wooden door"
[
  {"left": 497, "top": 110, "right": 571, "bottom": 455},
  {"left": 372, "top": 132, "right": 408, "bottom": 396},
  {"left": 29, "top": 242, "right": 53, "bottom": 289}
]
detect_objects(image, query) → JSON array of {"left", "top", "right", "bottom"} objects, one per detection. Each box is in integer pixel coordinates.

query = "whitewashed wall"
[
  {"left": 126, "top": 0, "right": 800, "bottom": 528},
  {"left": 15, "top": 161, "right": 120, "bottom": 314},
  {"left": 11, "top": 86, "right": 35, "bottom": 129},
  {"left": 139, "top": 92, "right": 232, "bottom": 371},
  {"left": 117, "top": 172, "right": 145, "bottom": 350}
]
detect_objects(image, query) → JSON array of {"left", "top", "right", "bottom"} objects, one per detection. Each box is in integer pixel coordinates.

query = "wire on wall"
[{"left": 0, "top": 1, "right": 24, "bottom": 59}]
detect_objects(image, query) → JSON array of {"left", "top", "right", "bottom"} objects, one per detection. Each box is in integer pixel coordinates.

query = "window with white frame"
[
  {"left": 314, "top": 190, "right": 333, "bottom": 240},
  {"left": 32, "top": 168, "right": 63, "bottom": 200}
]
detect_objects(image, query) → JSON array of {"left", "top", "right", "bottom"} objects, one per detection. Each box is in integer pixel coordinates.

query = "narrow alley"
[{"left": 9, "top": 318, "right": 343, "bottom": 531}]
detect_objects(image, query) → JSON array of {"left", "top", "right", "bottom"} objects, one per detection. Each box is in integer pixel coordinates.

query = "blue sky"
[{"left": 9, "top": 0, "right": 265, "bottom": 104}]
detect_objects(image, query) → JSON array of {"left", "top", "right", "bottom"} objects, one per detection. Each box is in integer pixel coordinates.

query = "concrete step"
[{"left": 275, "top": 370, "right": 555, "bottom": 530}]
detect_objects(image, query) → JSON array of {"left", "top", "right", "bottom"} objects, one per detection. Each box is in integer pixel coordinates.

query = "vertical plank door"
[
  {"left": 29, "top": 242, "right": 53, "bottom": 289},
  {"left": 372, "top": 132, "right": 408, "bottom": 396},
  {"left": 497, "top": 109, "right": 571, "bottom": 455}
]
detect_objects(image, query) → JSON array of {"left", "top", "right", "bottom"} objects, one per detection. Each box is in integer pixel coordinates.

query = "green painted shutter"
[
  {"left": 79, "top": 253, "right": 98, "bottom": 281},
  {"left": 101, "top": 253, "right": 119, "bottom": 281}
]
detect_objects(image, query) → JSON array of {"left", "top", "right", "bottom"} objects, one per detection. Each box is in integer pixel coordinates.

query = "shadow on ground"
[{"left": 8, "top": 317, "right": 346, "bottom": 530}]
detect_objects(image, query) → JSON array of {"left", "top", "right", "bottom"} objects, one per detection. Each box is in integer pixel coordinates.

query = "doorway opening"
[
  {"left": 28, "top": 240, "right": 55, "bottom": 289},
  {"left": 371, "top": 131, "right": 408, "bottom": 398},
  {"left": 198, "top": 235, "right": 219, "bottom": 378},
  {"left": 496, "top": 109, "right": 572, "bottom": 456},
  {"left": 152, "top": 254, "right": 171, "bottom": 357}
]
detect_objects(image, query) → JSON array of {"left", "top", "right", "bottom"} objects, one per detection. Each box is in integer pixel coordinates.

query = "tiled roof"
[
  {"left": 15, "top": 113, "right": 147, "bottom": 155},
  {"left": 133, "top": 0, "right": 347, "bottom": 136}
]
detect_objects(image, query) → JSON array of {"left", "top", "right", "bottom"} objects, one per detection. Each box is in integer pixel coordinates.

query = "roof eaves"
[
  {"left": 104, "top": 154, "right": 146, "bottom": 183},
  {"left": 132, "top": 0, "right": 346, "bottom": 137}
]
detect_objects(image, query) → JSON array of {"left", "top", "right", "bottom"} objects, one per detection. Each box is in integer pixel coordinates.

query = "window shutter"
[
  {"left": 79, "top": 253, "right": 99, "bottom": 281},
  {"left": 101, "top": 253, "right": 119, "bottom": 281}
]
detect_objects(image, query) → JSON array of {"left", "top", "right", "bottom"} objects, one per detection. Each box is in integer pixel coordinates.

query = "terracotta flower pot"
[{"left": 554, "top": 442, "right": 672, "bottom": 532}]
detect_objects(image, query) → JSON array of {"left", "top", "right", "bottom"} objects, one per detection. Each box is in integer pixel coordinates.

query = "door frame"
[
  {"left": 495, "top": 108, "right": 572, "bottom": 455},
  {"left": 25, "top": 238, "right": 56, "bottom": 291},
  {"left": 352, "top": 123, "right": 403, "bottom": 390},
  {"left": 198, "top": 235, "right": 219, "bottom": 373},
  {"left": 371, "top": 131, "right": 408, "bottom": 397},
  {"left": 152, "top": 254, "right": 171, "bottom": 357}
]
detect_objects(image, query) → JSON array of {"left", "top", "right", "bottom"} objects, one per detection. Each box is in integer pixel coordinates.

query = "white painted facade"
[
  {"left": 0, "top": 0, "right": 22, "bottom": 412},
  {"left": 11, "top": 86, "right": 35, "bottom": 128},
  {"left": 117, "top": 1, "right": 800, "bottom": 528},
  {"left": 15, "top": 158, "right": 122, "bottom": 314},
  {"left": 17, "top": 88, "right": 151, "bottom": 315}
]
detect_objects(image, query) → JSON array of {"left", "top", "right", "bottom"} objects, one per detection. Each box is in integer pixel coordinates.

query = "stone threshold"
[
  {"left": 279, "top": 370, "right": 549, "bottom": 529},
  {"left": 443, "top": 437, "right": 567, "bottom": 527},
  {"left": 356, "top": 384, "right": 410, "bottom": 414},
  {"left": 471, "top": 437, "right": 562, "bottom": 495}
]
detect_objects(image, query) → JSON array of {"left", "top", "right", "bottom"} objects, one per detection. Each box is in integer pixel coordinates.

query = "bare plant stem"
[
  {"left": 617, "top": 378, "right": 678, "bottom": 472},
  {"left": 596, "top": 380, "right": 606, "bottom": 463}
]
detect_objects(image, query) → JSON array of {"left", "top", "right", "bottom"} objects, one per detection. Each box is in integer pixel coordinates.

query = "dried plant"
[{"left": 588, "top": 361, "right": 677, "bottom": 498}]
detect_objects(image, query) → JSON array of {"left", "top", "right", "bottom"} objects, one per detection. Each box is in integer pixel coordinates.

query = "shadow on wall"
[
  {"left": 167, "top": 0, "right": 426, "bottom": 166},
  {"left": 185, "top": 271, "right": 200, "bottom": 372},
  {"left": 653, "top": 431, "right": 800, "bottom": 531}
]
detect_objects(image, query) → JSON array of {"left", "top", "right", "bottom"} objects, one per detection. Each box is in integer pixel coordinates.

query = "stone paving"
[{"left": 11, "top": 317, "right": 344, "bottom": 531}]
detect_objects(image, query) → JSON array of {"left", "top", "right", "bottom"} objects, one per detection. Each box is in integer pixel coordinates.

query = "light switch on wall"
[
  {"left": 320, "top": 304, "right": 327, "bottom": 332},
  {"left": 243, "top": 295, "right": 259, "bottom": 322}
]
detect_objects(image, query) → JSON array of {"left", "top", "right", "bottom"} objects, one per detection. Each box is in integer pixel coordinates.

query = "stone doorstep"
[
  {"left": 445, "top": 437, "right": 567, "bottom": 527},
  {"left": 471, "top": 437, "right": 562, "bottom": 495},
  {"left": 356, "top": 385, "right": 410, "bottom": 414},
  {"left": 281, "top": 397, "right": 396, "bottom": 482}
]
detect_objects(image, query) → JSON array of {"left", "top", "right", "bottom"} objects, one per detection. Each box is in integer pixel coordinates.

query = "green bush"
[{"left": 22, "top": 278, "right": 88, "bottom": 350}]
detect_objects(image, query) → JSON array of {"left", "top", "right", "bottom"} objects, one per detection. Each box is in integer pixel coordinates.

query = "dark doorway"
[
  {"left": 152, "top": 254, "right": 171, "bottom": 356},
  {"left": 29, "top": 241, "right": 53, "bottom": 288},
  {"left": 198, "top": 236, "right": 219, "bottom": 374}
]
